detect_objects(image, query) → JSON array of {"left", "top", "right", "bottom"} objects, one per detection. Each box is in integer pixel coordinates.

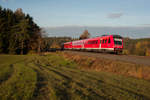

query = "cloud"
[{"left": 107, "top": 13, "right": 123, "bottom": 19}]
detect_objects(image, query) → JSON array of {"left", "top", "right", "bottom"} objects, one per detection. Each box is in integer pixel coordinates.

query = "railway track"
[{"left": 64, "top": 51, "right": 150, "bottom": 66}]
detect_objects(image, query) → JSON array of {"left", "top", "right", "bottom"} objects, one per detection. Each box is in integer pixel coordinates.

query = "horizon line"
[{"left": 42, "top": 25, "right": 150, "bottom": 28}]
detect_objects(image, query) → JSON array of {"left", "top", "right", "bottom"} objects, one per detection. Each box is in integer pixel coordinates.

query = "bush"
[
  {"left": 135, "top": 41, "right": 150, "bottom": 56},
  {"left": 122, "top": 49, "right": 129, "bottom": 55}
]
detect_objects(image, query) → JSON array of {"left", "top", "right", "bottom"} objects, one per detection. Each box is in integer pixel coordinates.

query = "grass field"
[{"left": 0, "top": 53, "right": 150, "bottom": 100}]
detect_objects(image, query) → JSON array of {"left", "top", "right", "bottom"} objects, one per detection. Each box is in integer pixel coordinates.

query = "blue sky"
[{"left": 0, "top": 0, "right": 150, "bottom": 27}]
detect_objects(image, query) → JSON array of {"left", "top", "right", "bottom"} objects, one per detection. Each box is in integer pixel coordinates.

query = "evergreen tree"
[
  {"left": 0, "top": 6, "right": 41, "bottom": 54},
  {"left": 10, "top": 19, "right": 30, "bottom": 54}
]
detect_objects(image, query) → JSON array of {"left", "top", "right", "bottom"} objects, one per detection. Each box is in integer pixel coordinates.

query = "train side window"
[
  {"left": 108, "top": 38, "right": 111, "bottom": 43},
  {"left": 105, "top": 39, "right": 107, "bottom": 43},
  {"left": 88, "top": 40, "right": 97, "bottom": 44},
  {"left": 95, "top": 40, "right": 98, "bottom": 44},
  {"left": 103, "top": 40, "right": 105, "bottom": 44}
]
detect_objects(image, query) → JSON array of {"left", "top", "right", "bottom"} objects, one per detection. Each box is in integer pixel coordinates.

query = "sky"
[{"left": 0, "top": 0, "right": 150, "bottom": 27}]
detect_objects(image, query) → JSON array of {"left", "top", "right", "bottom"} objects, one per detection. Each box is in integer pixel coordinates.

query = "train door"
[
  {"left": 103, "top": 39, "right": 107, "bottom": 48},
  {"left": 82, "top": 40, "right": 84, "bottom": 49},
  {"left": 108, "top": 38, "right": 111, "bottom": 48},
  {"left": 99, "top": 39, "right": 102, "bottom": 49}
]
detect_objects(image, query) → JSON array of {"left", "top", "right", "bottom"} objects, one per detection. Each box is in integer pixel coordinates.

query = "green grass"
[{"left": 0, "top": 54, "right": 150, "bottom": 100}]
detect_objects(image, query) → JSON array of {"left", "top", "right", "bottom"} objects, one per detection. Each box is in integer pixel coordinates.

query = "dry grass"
[{"left": 62, "top": 52, "right": 150, "bottom": 80}]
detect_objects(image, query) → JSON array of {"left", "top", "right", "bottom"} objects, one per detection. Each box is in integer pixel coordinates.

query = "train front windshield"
[{"left": 114, "top": 38, "right": 122, "bottom": 45}]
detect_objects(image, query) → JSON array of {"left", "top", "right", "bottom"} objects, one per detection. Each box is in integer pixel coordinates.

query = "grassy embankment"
[
  {"left": 0, "top": 53, "right": 150, "bottom": 100},
  {"left": 62, "top": 52, "right": 150, "bottom": 80}
]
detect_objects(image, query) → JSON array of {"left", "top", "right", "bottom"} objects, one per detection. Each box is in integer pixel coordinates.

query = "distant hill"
[{"left": 43, "top": 26, "right": 150, "bottom": 39}]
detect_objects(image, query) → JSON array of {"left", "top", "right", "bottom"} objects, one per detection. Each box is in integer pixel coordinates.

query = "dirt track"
[{"left": 64, "top": 51, "right": 150, "bottom": 66}]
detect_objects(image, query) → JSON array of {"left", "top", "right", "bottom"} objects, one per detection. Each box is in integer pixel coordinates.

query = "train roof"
[
  {"left": 112, "top": 35, "right": 123, "bottom": 39},
  {"left": 63, "top": 41, "right": 72, "bottom": 44},
  {"left": 101, "top": 34, "right": 122, "bottom": 38},
  {"left": 64, "top": 34, "right": 123, "bottom": 44}
]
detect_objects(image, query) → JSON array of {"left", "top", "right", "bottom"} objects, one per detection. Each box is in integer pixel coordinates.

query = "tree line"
[
  {"left": 40, "top": 30, "right": 90, "bottom": 52},
  {"left": 41, "top": 37, "right": 72, "bottom": 52},
  {"left": 0, "top": 6, "right": 41, "bottom": 54},
  {"left": 123, "top": 38, "right": 150, "bottom": 56}
]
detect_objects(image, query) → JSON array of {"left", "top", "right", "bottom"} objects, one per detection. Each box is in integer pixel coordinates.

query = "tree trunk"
[
  {"left": 21, "top": 40, "right": 24, "bottom": 55},
  {"left": 38, "top": 37, "right": 41, "bottom": 54}
]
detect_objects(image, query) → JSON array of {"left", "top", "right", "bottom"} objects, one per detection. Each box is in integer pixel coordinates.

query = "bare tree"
[{"left": 79, "top": 30, "right": 90, "bottom": 40}]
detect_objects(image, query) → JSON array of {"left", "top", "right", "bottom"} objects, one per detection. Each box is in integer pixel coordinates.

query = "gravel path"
[{"left": 64, "top": 51, "right": 150, "bottom": 66}]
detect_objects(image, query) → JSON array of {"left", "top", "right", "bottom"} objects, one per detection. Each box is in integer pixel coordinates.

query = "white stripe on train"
[{"left": 65, "top": 48, "right": 114, "bottom": 51}]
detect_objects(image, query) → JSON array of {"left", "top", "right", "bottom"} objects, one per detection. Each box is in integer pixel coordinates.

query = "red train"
[{"left": 63, "top": 35, "right": 123, "bottom": 54}]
